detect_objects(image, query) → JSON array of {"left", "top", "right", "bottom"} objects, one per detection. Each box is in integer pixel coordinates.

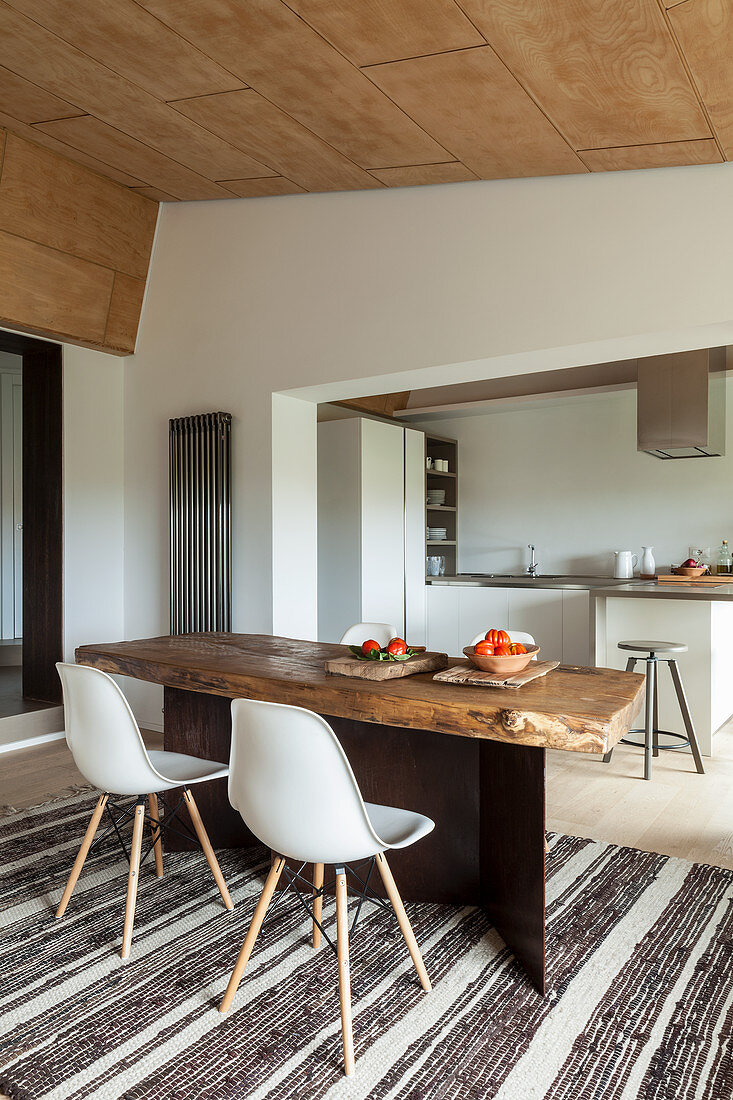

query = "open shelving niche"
[{"left": 425, "top": 432, "right": 458, "bottom": 578}]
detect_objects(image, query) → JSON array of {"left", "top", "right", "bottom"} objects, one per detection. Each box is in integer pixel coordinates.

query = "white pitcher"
[
  {"left": 614, "top": 550, "right": 638, "bottom": 579},
  {"left": 640, "top": 546, "right": 656, "bottom": 577}
]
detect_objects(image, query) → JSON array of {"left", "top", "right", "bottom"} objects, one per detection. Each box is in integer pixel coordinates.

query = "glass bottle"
[{"left": 718, "top": 540, "right": 732, "bottom": 575}]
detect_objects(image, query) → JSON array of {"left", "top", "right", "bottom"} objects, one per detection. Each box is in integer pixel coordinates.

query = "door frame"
[{"left": 0, "top": 329, "right": 63, "bottom": 703}]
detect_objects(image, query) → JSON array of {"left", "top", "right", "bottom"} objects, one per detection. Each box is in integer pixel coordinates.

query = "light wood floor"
[{"left": 2, "top": 728, "right": 732, "bottom": 869}]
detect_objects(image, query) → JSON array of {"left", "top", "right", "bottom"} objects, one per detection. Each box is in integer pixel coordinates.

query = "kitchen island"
[
  {"left": 75, "top": 633, "right": 644, "bottom": 995},
  {"left": 592, "top": 582, "right": 733, "bottom": 757}
]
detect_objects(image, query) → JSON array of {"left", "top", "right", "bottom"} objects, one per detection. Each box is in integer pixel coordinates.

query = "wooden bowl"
[
  {"left": 672, "top": 566, "right": 706, "bottom": 577},
  {"left": 463, "top": 644, "right": 540, "bottom": 675}
]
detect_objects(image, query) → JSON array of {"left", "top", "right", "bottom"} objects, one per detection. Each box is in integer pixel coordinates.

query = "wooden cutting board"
[
  {"left": 325, "top": 650, "right": 449, "bottom": 680},
  {"left": 657, "top": 574, "right": 728, "bottom": 586},
  {"left": 433, "top": 660, "right": 560, "bottom": 689}
]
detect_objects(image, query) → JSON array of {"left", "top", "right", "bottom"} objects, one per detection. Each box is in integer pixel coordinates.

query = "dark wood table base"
[{"left": 163, "top": 685, "right": 546, "bottom": 994}]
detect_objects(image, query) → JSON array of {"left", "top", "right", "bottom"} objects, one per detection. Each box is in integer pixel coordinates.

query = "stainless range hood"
[{"left": 637, "top": 347, "right": 726, "bottom": 459}]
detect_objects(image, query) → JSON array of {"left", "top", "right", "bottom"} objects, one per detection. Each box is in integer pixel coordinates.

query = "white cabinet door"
[
  {"left": 562, "top": 591, "right": 590, "bottom": 666},
  {"left": 506, "top": 588, "right": 563, "bottom": 662},
  {"left": 458, "top": 586, "right": 510, "bottom": 650},
  {"left": 404, "top": 428, "right": 426, "bottom": 646},
  {"left": 426, "top": 585, "right": 461, "bottom": 656},
  {"left": 360, "top": 418, "right": 405, "bottom": 636}
]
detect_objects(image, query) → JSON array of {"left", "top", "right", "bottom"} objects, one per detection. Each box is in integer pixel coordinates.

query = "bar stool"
[{"left": 603, "top": 641, "right": 705, "bottom": 780}]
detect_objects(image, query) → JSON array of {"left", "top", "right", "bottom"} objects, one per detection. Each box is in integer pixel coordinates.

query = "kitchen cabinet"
[
  {"left": 318, "top": 417, "right": 426, "bottom": 644},
  {"left": 427, "top": 584, "right": 591, "bottom": 663}
]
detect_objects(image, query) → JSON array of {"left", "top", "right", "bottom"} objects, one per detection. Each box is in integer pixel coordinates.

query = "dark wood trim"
[{"left": 6, "top": 335, "right": 64, "bottom": 703}]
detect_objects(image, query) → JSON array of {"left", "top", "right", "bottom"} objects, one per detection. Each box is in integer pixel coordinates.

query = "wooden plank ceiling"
[{"left": 0, "top": 0, "right": 729, "bottom": 203}]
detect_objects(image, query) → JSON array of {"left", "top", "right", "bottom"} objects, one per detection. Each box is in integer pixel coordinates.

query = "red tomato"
[
  {"left": 361, "top": 639, "right": 381, "bottom": 655},
  {"left": 485, "top": 629, "right": 510, "bottom": 647},
  {"left": 494, "top": 644, "right": 512, "bottom": 656},
  {"left": 387, "top": 637, "right": 407, "bottom": 656},
  {"left": 474, "top": 640, "right": 494, "bottom": 656},
  {"left": 510, "top": 643, "right": 527, "bottom": 655}
]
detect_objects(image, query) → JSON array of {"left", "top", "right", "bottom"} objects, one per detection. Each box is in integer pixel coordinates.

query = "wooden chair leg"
[
  {"left": 375, "top": 852, "right": 432, "bottom": 993},
  {"left": 219, "top": 856, "right": 285, "bottom": 1013},
  {"left": 56, "top": 793, "right": 109, "bottom": 918},
  {"left": 312, "top": 862, "right": 324, "bottom": 949},
  {"left": 121, "top": 800, "right": 145, "bottom": 959},
  {"left": 183, "top": 788, "right": 234, "bottom": 911},
  {"left": 335, "top": 868, "right": 355, "bottom": 1077},
  {"left": 148, "top": 793, "right": 164, "bottom": 879}
]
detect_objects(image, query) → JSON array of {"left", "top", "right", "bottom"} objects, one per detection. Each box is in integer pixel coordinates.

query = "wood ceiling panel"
[
  {"left": 0, "top": 5, "right": 273, "bottom": 181},
  {"left": 219, "top": 177, "right": 307, "bottom": 198},
  {"left": 365, "top": 48, "right": 586, "bottom": 179},
  {"left": 0, "top": 229, "right": 114, "bottom": 345},
  {"left": 668, "top": 0, "right": 733, "bottom": 157},
  {"left": 369, "top": 161, "right": 478, "bottom": 186},
  {"left": 0, "top": 134, "right": 157, "bottom": 278},
  {"left": 0, "top": 66, "right": 83, "bottom": 124},
  {"left": 36, "top": 116, "right": 244, "bottom": 199},
  {"left": 0, "top": 110, "right": 145, "bottom": 186},
  {"left": 459, "top": 0, "right": 710, "bottom": 149},
  {"left": 138, "top": 0, "right": 451, "bottom": 167},
  {"left": 3, "top": 0, "right": 245, "bottom": 101},
  {"left": 581, "top": 137, "right": 722, "bottom": 171},
  {"left": 104, "top": 272, "right": 147, "bottom": 353},
  {"left": 171, "top": 89, "right": 381, "bottom": 192},
  {"left": 287, "top": 0, "right": 484, "bottom": 67},
  {"left": 131, "top": 185, "right": 178, "bottom": 202}
]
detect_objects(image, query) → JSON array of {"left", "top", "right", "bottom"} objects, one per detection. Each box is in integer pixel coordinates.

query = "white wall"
[
  {"left": 418, "top": 379, "right": 733, "bottom": 576},
  {"left": 63, "top": 345, "right": 125, "bottom": 661},
  {"left": 123, "top": 162, "right": 733, "bottom": 724}
]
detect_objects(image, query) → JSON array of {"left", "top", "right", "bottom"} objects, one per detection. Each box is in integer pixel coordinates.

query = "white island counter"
[{"left": 592, "top": 582, "right": 733, "bottom": 757}]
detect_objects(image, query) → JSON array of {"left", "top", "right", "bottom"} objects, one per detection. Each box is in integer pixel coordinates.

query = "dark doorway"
[{"left": 0, "top": 329, "right": 62, "bottom": 706}]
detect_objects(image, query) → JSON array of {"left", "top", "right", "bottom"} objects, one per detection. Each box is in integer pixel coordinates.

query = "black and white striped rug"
[{"left": 2, "top": 791, "right": 733, "bottom": 1100}]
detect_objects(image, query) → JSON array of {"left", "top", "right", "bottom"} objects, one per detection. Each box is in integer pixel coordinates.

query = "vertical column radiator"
[{"left": 169, "top": 411, "right": 232, "bottom": 634}]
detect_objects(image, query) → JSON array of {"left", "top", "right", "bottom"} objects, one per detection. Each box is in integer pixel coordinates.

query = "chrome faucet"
[{"left": 527, "top": 544, "right": 538, "bottom": 576}]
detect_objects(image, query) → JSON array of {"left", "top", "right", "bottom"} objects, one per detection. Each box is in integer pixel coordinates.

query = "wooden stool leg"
[
  {"left": 335, "top": 868, "right": 355, "bottom": 1077},
  {"left": 219, "top": 857, "right": 285, "bottom": 1013},
  {"left": 183, "top": 788, "right": 234, "bottom": 910},
  {"left": 669, "top": 660, "right": 706, "bottom": 774},
  {"left": 56, "top": 793, "right": 108, "bottom": 918},
  {"left": 375, "top": 852, "right": 431, "bottom": 992},
  {"left": 312, "top": 862, "right": 324, "bottom": 949},
  {"left": 148, "top": 793, "right": 164, "bottom": 879},
  {"left": 121, "top": 799, "right": 145, "bottom": 959}
]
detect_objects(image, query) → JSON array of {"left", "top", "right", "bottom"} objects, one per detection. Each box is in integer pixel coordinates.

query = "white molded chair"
[
  {"left": 219, "top": 697, "right": 434, "bottom": 1076},
  {"left": 339, "top": 622, "right": 397, "bottom": 648},
  {"left": 469, "top": 629, "right": 537, "bottom": 658},
  {"left": 55, "top": 662, "right": 234, "bottom": 959}
]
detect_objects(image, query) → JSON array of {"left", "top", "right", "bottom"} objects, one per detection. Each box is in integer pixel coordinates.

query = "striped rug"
[{"left": 2, "top": 793, "right": 733, "bottom": 1100}]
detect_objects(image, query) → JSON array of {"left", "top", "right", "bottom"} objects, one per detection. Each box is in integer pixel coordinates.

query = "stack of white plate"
[
  {"left": 427, "top": 527, "right": 447, "bottom": 541},
  {"left": 427, "top": 489, "right": 446, "bottom": 506}
]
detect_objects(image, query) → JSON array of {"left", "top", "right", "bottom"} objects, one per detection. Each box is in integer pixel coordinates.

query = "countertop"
[
  {"left": 590, "top": 582, "right": 733, "bottom": 601},
  {"left": 426, "top": 574, "right": 648, "bottom": 591}
]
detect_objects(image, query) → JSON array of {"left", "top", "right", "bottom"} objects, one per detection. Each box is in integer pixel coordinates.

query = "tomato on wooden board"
[
  {"left": 485, "top": 628, "right": 510, "bottom": 647},
  {"left": 387, "top": 637, "right": 407, "bottom": 656},
  {"left": 474, "top": 640, "right": 494, "bottom": 656},
  {"left": 361, "top": 639, "right": 381, "bottom": 655},
  {"left": 510, "top": 643, "right": 527, "bottom": 655}
]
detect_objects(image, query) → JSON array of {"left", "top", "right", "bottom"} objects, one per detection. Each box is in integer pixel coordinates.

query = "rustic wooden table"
[{"left": 76, "top": 633, "right": 644, "bottom": 994}]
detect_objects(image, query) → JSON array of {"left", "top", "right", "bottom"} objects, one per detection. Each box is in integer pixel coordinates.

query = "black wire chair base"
[
  {"left": 265, "top": 857, "right": 398, "bottom": 957},
  {"left": 87, "top": 789, "right": 201, "bottom": 869}
]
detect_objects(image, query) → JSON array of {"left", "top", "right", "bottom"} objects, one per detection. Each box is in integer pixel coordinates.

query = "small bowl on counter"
[
  {"left": 671, "top": 565, "right": 707, "bottom": 578},
  {"left": 463, "top": 644, "right": 539, "bottom": 675}
]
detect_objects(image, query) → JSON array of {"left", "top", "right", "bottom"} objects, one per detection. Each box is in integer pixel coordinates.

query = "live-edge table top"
[{"left": 75, "top": 633, "right": 644, "bottom": 755}]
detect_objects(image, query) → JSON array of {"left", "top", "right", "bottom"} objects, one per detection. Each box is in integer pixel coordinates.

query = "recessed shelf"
[
  {"left": 426, "top": 504, "right": 456, "bottom": 511},
  {"left": 426, "top": 470, "right": 456, "bottom": 478},
  {"left": 427, "top": 540, "right": 456, "bottom": 546}
]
